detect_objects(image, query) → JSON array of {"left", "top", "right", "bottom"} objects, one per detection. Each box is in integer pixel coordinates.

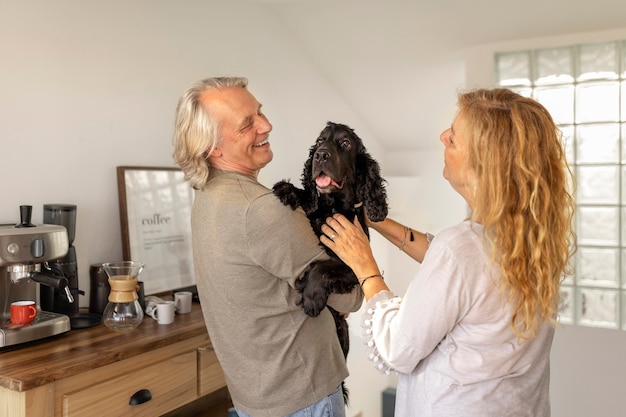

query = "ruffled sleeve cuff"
[{"left": 361, "top": 290, "right": 402, "bottom": 375}]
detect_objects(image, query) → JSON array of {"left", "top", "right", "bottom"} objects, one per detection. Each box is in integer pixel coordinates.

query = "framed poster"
[{"left": 116, "top": 166, "right": 195, "bottom": 295}]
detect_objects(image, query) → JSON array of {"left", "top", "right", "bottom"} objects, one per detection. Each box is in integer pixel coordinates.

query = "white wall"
[{"left": 465, "top": 27, "right": 626, "bottom": 417}]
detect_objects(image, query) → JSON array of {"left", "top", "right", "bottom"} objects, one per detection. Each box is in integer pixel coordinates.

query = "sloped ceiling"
[{"left": 244, "top": 0, "right": 626, "bottom": 150}]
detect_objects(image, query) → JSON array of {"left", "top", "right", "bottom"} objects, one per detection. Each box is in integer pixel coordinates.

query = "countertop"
[{"left": 0, "top": 302, "right": 208, "bottom": 392}]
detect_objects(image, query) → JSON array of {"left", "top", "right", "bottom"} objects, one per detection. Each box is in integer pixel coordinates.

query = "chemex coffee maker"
[{"left": 0, "top": 205, "right": 74, "bottom": 348}]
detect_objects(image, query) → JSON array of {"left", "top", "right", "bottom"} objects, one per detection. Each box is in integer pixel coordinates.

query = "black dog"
[{"left": 273, "top": 121, "right": 388, "bottom": 402}]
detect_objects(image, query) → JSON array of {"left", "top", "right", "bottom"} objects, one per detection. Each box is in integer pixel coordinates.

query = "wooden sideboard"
[{"left": 0, "top": 303, "right": 229, "bottom": 417}]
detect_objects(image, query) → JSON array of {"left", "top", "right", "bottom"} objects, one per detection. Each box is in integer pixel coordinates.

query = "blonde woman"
[{"left": 321, "top": 88, "right": 575, "bottom": 417}]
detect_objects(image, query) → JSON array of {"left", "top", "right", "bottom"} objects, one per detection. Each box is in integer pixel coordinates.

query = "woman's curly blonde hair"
[
  {"left": 460, "top": 88, "right": 576, "bottom": 339},
  {"left": 172, "top": 77, "right": 249, "bottom": 190}
]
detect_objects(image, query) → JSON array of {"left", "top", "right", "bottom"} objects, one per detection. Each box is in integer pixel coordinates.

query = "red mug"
[{"left": 10, "top": 301, "right": 38, "bottom": 325}]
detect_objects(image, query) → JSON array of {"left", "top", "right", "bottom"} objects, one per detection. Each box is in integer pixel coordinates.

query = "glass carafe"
[{"left": 101, "top": 261, "right": 144, "bottom": 331}]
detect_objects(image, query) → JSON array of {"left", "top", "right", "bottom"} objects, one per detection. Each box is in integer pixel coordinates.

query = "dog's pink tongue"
[{"left": 316, "top": 175, "right": 332, "bottom": 188}]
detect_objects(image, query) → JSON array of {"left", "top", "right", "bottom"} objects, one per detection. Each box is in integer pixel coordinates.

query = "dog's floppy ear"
[
  {"left": 299, "top": 143, "right": 319, "bottom": 215},
  {"left": 355, "top": 147, "right": 388, "bottom": 222}
]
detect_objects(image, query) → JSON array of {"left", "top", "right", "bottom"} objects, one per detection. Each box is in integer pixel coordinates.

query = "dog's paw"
[
  {"left": 272, "top": 180, "right": 301, "bottom": 210},
  {"left": 299, "top": 293, "right": 329, "bottom": 317},
  {"left": 296, "top": 276, "right": 329, "bottom": 317}
]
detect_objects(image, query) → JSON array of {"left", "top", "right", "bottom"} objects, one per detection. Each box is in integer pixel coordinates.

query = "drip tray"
[
  {"left": 69, "top": 312, "right": 102, "bottom": 329},
  {"left": 0, "top": 311, "right": 70, "bottom": 347}
]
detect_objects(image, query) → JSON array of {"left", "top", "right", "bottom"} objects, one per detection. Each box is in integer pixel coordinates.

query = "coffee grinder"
[
  {"left": 41, "top": 204, "right": 82, "bottom": 317},
  {"left": 0, "top": 205, "right": 73, "bottom": 348}
]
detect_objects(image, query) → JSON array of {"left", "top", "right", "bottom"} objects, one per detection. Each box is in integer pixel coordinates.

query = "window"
[{"left": 495, "top": 41, "right": 626, "bottom": 330}]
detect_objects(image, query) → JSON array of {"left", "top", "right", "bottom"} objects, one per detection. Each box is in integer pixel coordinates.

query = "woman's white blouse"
[{"left": 361, "top": 221, "right": 554, "bottom": 417}]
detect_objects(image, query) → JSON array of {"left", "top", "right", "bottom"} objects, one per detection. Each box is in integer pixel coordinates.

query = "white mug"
[
  {"left": 174, "top": 291, "right": 193, "bottom": 314},
  {"left": 150, "top": 301, "right": 175, "bottom": 325}
]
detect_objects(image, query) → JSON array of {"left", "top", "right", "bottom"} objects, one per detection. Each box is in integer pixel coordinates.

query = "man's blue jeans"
[{"left": 235, "top": 385, "right": 345, "bottom": 417}]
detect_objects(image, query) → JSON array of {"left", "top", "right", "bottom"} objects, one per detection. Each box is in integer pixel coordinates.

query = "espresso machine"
[{"left": 0, "top": 205, "right": 73, "bottom": 348}]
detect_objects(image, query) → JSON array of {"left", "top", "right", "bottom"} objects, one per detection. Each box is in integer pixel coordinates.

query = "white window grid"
[{"left": 495, "top": 40, "right": 626, "bottom": 330}]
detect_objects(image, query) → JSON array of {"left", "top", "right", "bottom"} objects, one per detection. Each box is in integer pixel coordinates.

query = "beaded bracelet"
[
  {"left": 399, "top": 226, "right": 414, "bottom": 252},
  {"left": 399, "top": 227, "right": 435, "bottom": 252}
]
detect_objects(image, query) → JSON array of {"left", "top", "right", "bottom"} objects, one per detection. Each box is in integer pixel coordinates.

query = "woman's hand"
[{"left": 320, "top": 214, "right": 380, "bottom": 278}]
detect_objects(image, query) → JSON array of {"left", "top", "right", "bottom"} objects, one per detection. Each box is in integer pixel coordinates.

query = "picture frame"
[{"left": 116, "top": 166, "right": 195, "bottom": 295}]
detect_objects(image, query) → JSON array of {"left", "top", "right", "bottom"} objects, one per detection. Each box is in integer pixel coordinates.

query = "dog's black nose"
[{"left": 314, "top": 149, "right": 330, "bottom": 163}]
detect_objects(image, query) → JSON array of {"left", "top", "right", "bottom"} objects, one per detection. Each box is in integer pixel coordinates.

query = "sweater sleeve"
[
  {"left": 245, "top": 192, "right": 329, "bottom": 286},
  {"left": 246, "top": 192, "right": 364, "bottom": 312},
  {"left": 327, "top": 286, "right": 364, "bottom": 313}
]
